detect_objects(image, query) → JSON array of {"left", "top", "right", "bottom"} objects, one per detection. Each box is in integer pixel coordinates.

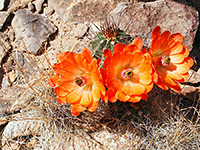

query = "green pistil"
[{"left": 164, "top": 57, "right": 171, "bottom": 64}]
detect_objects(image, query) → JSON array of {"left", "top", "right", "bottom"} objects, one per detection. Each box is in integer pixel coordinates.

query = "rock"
[
  {"left": 2, "top": 109, "right": 45, "bottom": 139},
  {"left": 7, "top": 0, "right": 33, "bottom": 12},
  {"left": 33, "top": 0, "right": 45, "bottom": 13},
  {"left": 0, "top": 87, "right": 29, "bottom": 115},
  {"left": 188, "top": 70, "right": 200, "bottom": 84},
  {"left": 73, "top": 23, "right": 89, "bottom": 39},
  {"left": 0, "top": 11, "right": 9, "bottom": 29},
  {"left": 0, "top": 0, "right": 5, "bottom": 10},
  {"left": 1, "top": 75, "right": 10, "bottom": 88},
  {"left": 12, "top": 9, "right": 57, "bottom": 54},
  {"left": 48, "top": 0, "right": 118, "bottom": 23},
  {"left": 1, "top": 109, "right": 45, "bottom": 149},
  {"left": 44, "top": 7, "right": 54, "bottom": 16},
  {"left": 108, "top": 0, "right": 199, "bottom": 51}
]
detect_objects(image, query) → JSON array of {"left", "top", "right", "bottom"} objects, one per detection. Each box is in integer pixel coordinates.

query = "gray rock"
[
  {"left": 108, "top": 0, "right": 199, "bottom": 51},
  {"left": 0, "top": 0, "right": 5, "bottom": 10},
  {"left": 0, "top": 11, "right": 9, "bottom": 29},
  {"left": 12, "top": 9, "right": 57, "bottom": 54}
]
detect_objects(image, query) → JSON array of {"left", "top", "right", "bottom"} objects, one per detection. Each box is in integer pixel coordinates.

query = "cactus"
[{"left": 90, "top": 21, "right": 132, "bottom": 67}]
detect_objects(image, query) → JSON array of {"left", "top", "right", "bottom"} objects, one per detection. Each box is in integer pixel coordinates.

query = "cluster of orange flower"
[{"left": 49, "top": 26, "right": 194, "bottom": 116}]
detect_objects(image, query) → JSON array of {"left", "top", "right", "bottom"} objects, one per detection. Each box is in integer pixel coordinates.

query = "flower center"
[
  {"left": 75, "top": 76, "right": 86, "bottom": 87},
  {"left": 161, "top": 55, "right": 171, "bottom": 66},
  {"left": 121, "top": 68, "right": 133, "bottom": 79}
]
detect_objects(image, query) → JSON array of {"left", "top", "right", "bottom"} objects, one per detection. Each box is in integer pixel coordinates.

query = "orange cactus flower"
[
  {"left": 102, "top": 43, "right": 153, "bottom": 103},
  {"left": 49, "top": 48, "right": 106, "bottom": 116},
  {"left": 149, "top": 26, "right": 194, "bottom": 92}
]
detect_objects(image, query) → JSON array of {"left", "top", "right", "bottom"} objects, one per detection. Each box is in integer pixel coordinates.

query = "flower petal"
[
  {"left": 128, "top": 82, "right": 146, "bottom": 95},
  {"left": 49, "top": 75, "right": 59, "bottom": 87},
  {"left": 167, "top": 71, "right": 182, "bottom": 81},
  {"left": 171, "top": 33, "right": 183, "bottom": 43},
  {"left": 176, "top": 61, "right": 190, "bottom": 74},
  {"left": 92, "top": 84, "right": 101, "bottom": 102},
  {"left": 134, "top": 62, "right": 152, "bottom": 74},
  {"left": 131, "top": 52, "right": 145, "bottom": 66},
  {"left": 56, "top": 97, "right": 67, "bottom": 104},
  {"left": 131, "top": 37, "right": 143, "bottom": 50},
  {"left": 116, "top": 91, "right": 130, "bottom": 102},
  {"left": 139, "top": 72, "right": 152, "bottom": 85},
  {"left": 154, "top": 75, "right": 169, "bottom": 90},
  {"left": 66, "top": 87, "right": 82, "bottom": 103},
  {"left": 170, "top": 42, "right": 183, "bottom": 55},
  {"left": 103, "top": 49, "right": 113, "bottom": 58},
  {"left": 71, "top": 104, "right": 86, "bottom": 116},
  {"left": 88, "top": 100, "right": 98, "bottom": 112},
  {"left": 164, "top": 76, "right": 181, "bottom": 92},
  {"left": 152, "top": 26, "right": 161, "bottom": 42},
  {"left": 81, "top": 48, "right": 92, "bottom": 63},
  {"left": 113, "top": 43, "right": 126, "bottom": 53},
  {"left": 129, "top": 96, "right": 141, "bottom": 103},
  {"left": 170, "top": 54, "right": 185, "bottom": 63},
  {"left": 185, "top": 57, "right": 194, "bottom": 68},
  {"left": 123, "top": 44, "right": 140, "bottom": 52},
  {"left": 80, "top": 92, "right": 91, "bottom": 107}
]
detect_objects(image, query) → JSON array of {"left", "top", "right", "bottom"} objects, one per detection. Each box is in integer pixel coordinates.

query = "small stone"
[
  {"left": 188, "top": 70, "right": 200, "bottom": 84},
  {"left": 44, "top": 7, "right": 54, "bottom": 15},
  {"left": 12, "top": 9, "right": 57, "bottom": 54},
  {"left": 33, "top": 0, "right": 45, "bottom": 13},
  {"left": 73, "top": 23, "right": 89, "bottom": 39},
  {"left": 8, "top": 70, "right": 17, "bottom": 83},
  {"left": 0, "top": 0, "right": 5, "bottom": 10},
  {"left": 28, "top": 2, "right": 36, "bottom": 12},
  {"left": 1, "top": 75, "right": 10, "bottom": 89},
  {"left": 0, "top": 11, "right": 9, "bottom": 29}
]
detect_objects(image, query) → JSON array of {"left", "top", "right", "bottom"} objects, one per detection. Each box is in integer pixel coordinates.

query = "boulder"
[
  {"left": 108, "top": 0, "right": 199, "bottom": 51},
  {"left": 12, "top": 9, "right": 57, "bottom": 54}
]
